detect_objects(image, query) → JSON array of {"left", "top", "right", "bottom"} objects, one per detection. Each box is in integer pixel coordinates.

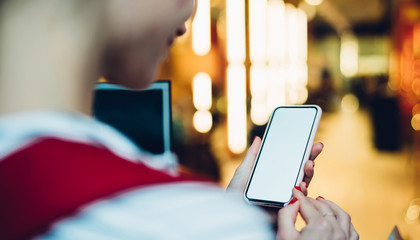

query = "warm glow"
[
  {"left": 266, "top": 66, "right": 286, "bottom": 111},
  {"left": 412, "top": 103, "right": 420, "bottom": 115},
  {"left": 193, "top": 72, "right": 212, "bottom": 110},
  {"left": 298, "top": 1, "right": 316, "bottom": 21},
  {"left": 265, "top": 3, "right": 308, "bottom": 106},
  {"left": 192, "top": 0, "right": 211, "bottom": 56},
  {"left": 341, "top": 94, "right": 360, "bottom": 114},
  {"left": 251, "top": 98, "right": 269, "bottom": 126},
  {"left": 286, "top": 4, "right": 298, "bottom": 61},
  {"left": 340, "top": 34, "right": 359, "bottom": 77},
  {"left": 413, "top": 78, "right": 420, "bottom": 96},
  {"left": 249, "top": 0, "right": 267, "bottom": 62},
  {"left": 305, "top": 0, "right": 323, "bottom": 6},
  {"left": 226, "top": 0, "right": 246, "bottom": 63},
  {"left": 406, "top": 204, "right": 420, "bottom": 221},
  {"left": 412, "top": 114, "right": 420, "bottom": 131},
  {"left": 250, "top": 64, "right": 267, "bottom": 97},
  {"left": 413, "top": 24, "right": 420, "bottom": 55},
  {"left": 296, "top": 9, "right": 308, "bottom": 62},
  {"left": 193, "top": 110, "right": 213, "bottom": 133},
  {"left": 250, "top": 65, "right": 269, "bottom": 125},
  {"left": 267, "top": 0, "right": 286, "bottom": 61},
  {"left": 227, "top": 64, "right": 247, "bottom": 153}
]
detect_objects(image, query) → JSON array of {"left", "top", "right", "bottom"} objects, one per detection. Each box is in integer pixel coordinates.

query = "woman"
[{"left": 0, "top": 0, "right": 358, "bottom": 239}]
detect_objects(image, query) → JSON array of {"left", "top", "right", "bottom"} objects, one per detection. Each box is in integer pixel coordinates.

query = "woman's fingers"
[
  {"left": 350, "top": 223, "right": 359, "bottom": 240},
  {"left": 303, "top": 160, "right": 314, "bottom": 186},
  {"left": 303, "top": 142, "right": 323, "bottom": 185},
  {"left": 238, "top": 136, "right": 262, "bottom": 173},
  {"left": 295, "top": 192, "right": 358, "bottom": 240},
  {"left": 298, "top": 181, "right": 308, "bottom": 196},
  {"left": 317, "top": 197, "right": 352, "bottom": 239},
  {"left": 309, "top": 142, "right": 324, "bottom": 161},
  {"left": 226, "top": 136, "right": 261, "bottom": 192},
  {"left": 277, "top": 201, "right": 300, "bottom": 240},
  {"left": 292, "top": 188, "right": 321, "bottom": 223}
]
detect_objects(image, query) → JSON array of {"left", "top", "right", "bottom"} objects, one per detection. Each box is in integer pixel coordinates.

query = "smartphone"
[{"left": 244, "top": 105, "right": 322, "bottom": 208}]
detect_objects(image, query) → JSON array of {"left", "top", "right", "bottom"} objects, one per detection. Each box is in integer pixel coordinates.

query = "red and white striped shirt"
[{"left": 0, "top": 111, "right": 273, "bottom": 240}]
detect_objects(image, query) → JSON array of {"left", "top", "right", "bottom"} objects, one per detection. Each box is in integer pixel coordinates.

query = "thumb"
[
  {"left": 239, "top": 136, "right": 262, "bottom": 171},
  {"left": 277, "top": 202, "right": 300, "bottom": 240},
  {"left": 227, "top": 137, "right": 261, "bottom": 191}
]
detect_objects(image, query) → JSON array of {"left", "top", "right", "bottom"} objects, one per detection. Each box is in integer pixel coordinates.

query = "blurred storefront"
[{"left": 156, "top": 0, "right": 420, "bottom": 238}]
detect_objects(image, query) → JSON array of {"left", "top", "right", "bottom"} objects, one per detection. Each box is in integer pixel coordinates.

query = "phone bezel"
[{"left": 244, "top": 105, "right": 322, "bottom": 208}]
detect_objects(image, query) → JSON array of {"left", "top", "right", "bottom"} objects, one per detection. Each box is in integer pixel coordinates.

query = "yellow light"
[
  {"left": 251, "top": 97, "right": 269, "bottom": 126},
  {"left": 250, "top": 65, "right": 268, "bottom": 126},
  {"left": 297, "top": 88, "right": 309, "bottom": 104},
  {"left": 296, "top": 8, "right": 308, "bottom": 62},
  {"left": 266, "top": 65, "right": 286, "bottom": 111},
  {"left": 340, "top": 33, "right": 359, "bottom": 77},
  {"left": 412, "top": 114, "right": 420, "bottom": 131},
  {"left": 192, "top": 0, "right": 211, "bottom": 56},
  {"left": 249, "top": 0, "right": 267, "bottom": 63},
  {"left": 267, "top": 0, "right": 286, "bottom": 62},
  {"left": 266, "top": 3, "right": 308, "bottom": 106},
  {"left": 405, "top": 199, "right": 420, "bottom": 223},
  {"left": 406, "top": 205, "right": 420, "bottom": 221},
  {"left": 193, "top": 110, "right": 213, "bottom": 133},
  {"left": 298, "top": 2, "right": 316, "bottom": 21},
  {"left": 193, "top": 72, "right": 212, "bottom": 110},
  {"left": 298, "top": 62, "right": 308, "bottom": 86},
  {"left": 227, "top": 64, "right": 247, "bottom": 154},
  {"left": 226, "top": 0, "right": 246, "bottom": 63},
  {"left": 412, "top": 103, "right": 420, "bottom": 115},
  {"left": 289, "top": 90, "right": 299, "bottom": 104},
  {"left": 286, "top": 4, "right": 298, "bottom": 61},
  {"left": 412, "top": 78, "right": 420, "bottom": 95},
  {"left": 250, "top": 64, "right": 267, "bottom": 97},
  {"left": 250, "top": 65, "right": 269, "bottom": 125},
  {"left": 341, "top": 93, "right": 360, "bottom": 114},
  {"left": 305, "top": 0, "right": 323, "bottom": 6}
]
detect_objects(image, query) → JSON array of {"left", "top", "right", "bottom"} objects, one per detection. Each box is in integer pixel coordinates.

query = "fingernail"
[
  {"left": 317, "top": 196, "right": 325, "bottom": 200},
  {"left": 321, "top": 142, "right": 324, "bottom": 148},
  {"left": 303, "top": 181, "right": 307, "bottom": 188},
  {"left": 312, "top": 161, "right": 315, "bottom": 167},
  {"left": 253, "top": 136, "right": 258, "bottom": 142},
  {"left": 294, "top": 186, "right": 302, "bottom": 192},
  {"left": 289, "top": 197, "right": 298, "bottom": 204}
]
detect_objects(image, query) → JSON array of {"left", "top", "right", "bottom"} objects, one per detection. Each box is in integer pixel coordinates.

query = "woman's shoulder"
[
  {"left": 0, "top": 110, "right": 141, "bottom": 160},
  {"left": 39, "top": 182, "right": 275, "bottom": 240}
]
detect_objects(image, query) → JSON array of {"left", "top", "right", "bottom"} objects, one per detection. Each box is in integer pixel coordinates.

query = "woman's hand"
[
  {"left": 226, "top": 136, "right": 324, "bottom": 196},
  {"left": 277, "top": 189, "right": 359, "bottom": 240}
]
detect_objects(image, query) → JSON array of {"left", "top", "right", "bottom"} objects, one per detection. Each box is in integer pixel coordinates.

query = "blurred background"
[{"left": 155, "top": 0, "right": 419, "bottom": 238}]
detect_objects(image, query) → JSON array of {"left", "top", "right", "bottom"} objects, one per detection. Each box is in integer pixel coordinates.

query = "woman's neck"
[{"left": 0, "top": 0, "right": 104, "bottom": 115}]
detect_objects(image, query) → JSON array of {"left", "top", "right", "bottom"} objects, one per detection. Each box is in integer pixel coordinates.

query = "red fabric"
[{"left": 0, "top": 138, "right": 205, "bottom": 240}]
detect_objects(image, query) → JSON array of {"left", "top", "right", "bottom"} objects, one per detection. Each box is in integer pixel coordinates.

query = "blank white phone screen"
[{"left": 247, "top": 107, "right": 317, "bottom": 203}]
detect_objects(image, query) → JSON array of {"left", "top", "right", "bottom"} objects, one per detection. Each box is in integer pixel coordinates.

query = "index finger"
[
  {"left": 292, "top": 188, "right": 321, "bottom": 223},
  {"left": 277, "top": 201, "right": 300, "bottom": 239},
  {"left": 309, "top": 142, "right": 323, "bottom": 161},
  {"left": 318, "top": 198, "right": 352, "bottom": 238},
  {"left": 303, "top": 142, "right": 323, "bottom": 185}
]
